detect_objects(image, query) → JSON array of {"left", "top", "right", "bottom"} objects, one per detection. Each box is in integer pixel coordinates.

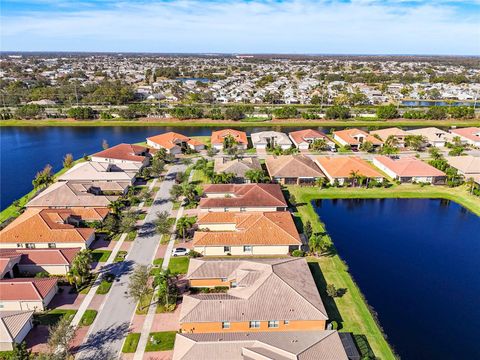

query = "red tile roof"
[
  {"left": 91, "top": 143, "right": 148, "bottom": 162},
  {"left": 450, "top": 127, "right": 480, "bottom": 143},
  {"left": 199, "top": 184, "right": 287, "bottom": 209},
  {"left": 211, "top": 129, "right": 248, "bottom": 145},
  {"left": 0, "top": 278, "right": 57, "bottom": 301},
  {"left": 0, "top": 248, "right": 80, "bottom": 266}
]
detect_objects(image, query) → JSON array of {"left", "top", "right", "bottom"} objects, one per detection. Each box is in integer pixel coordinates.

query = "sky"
[{"left": 1, "top": 0, "right": 479, "bottom": 55}]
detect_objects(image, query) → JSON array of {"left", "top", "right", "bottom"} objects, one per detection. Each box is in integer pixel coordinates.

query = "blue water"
[
  {"left": 1, "top": 125, "right": 337, "bottom": 210},
  {"left": 313, "top": 198, "right": 480, "bottom": 360},
  {"left": 401, "top": 100, "right": 474, "bottom": 107}
]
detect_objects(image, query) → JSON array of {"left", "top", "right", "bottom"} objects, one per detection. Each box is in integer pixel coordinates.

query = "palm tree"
[
  {"left": 349, "top": 170, "right": 360, "bottom": 187},
  {"left": 245, "top": 169, "right": 266, "bottom": 183},
  {"left": 311, "top": 138, "right": 329, "bottom": 152},
  {"left": 223, "top": 134, "right": 237, "bottom": 150},
  {"left": 466, "top": 177, "right": 476, "bottom": 194},
  {"left": 154, "top": 211, "right": 171, "bottom": 236},
  {"left": 194, "top": 157, "right": 208, "bottom": 171},
  {"left": 182, "top": 157, "right": 193, "bottom": 166},
  {"left": 108, "top": 199, "right": 125, "bottom": 215},
  {"left": 176, "top": 216, "right": 196, "bottom": 241},
  {"left": 314, "top": 177, "right": 326, "bottom": 188},
  {"left": 67, "top": 250, "right": 93, "bottom": 291}
]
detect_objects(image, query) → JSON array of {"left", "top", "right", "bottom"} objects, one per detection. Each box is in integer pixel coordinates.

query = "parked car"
[{"left": 172, "top": 247, "right": 188, "bottom": 257}]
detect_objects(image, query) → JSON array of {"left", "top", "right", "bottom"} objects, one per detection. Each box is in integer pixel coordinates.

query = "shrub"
[
  {"left": 325, "top": 105, "right": 350, "bottom": 119},
  {"left": 188, "top": 250, "right": 202, "bottom": 258},
  {"left": 376, "top": 104, "right": 398, "bottom": 119},
  {"left": 67, "top": 107, "right": 95, "bottom": 120},
  {"left": 272, "top": 106, "right": 298, "bottom": 119},
  {"left": 292, "top": 249, "right": 305, "bottom": 257},
  {"left": 15, "top": 104, "right": 45, "bottom": 119}
]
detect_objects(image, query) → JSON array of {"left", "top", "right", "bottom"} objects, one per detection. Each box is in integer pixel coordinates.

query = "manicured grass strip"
[
  {"left": 91, "top": 250, "right": 112, "bottom": 263},
  {"left": 122, "top": 333, "right": 141, "bottom": 353},
  {"left": 35, "top": 309, "right": 77, "bottom": 326},
  {"left": 136, "top": 291, "right": 154, "bottom": 315},
  {"left": 96, "top": 279, "right": 113, "bottom": 295},
  {"left": 145, "top": 331, "right": 176, "bottom": 352},
  {"left": 153, "top": 258, "right": 164, "bottom": 267},
  {"left": 79, "top": 309, "right": 97, "bottom": 326},
  {"left": 114, "top": 250, "right": 128, "bottom": 263},
  {"left": 127, "top": 230, "right": 137, "bottom": 241},
  {"left": 1, "top": 118, "right": 479, "bottom": 128},
  {"left": 168, "top": 257, "right": 189, "bottom": 275},
  {"left": 286, "top": 183, "right": 480, "bottom": 360}
]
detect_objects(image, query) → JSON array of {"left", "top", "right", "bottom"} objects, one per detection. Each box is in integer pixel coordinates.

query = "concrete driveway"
[{"left": 75, "top": 164, "right": 186, "bottom": 359}]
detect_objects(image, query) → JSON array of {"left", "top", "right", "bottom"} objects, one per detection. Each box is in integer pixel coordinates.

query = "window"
[
  {"left": 221, "top": 278, "right": 227, "bottom": 282},
  {"left": 16, "top": 243, "right": 23, "bottom": 248},
  {"left": 240, "top": 207, "right": 246, "bottom": 212},
  {"left": 284, "top": 320, "right": 289, "bottom": 325},
  {"left": 268, "top": 320, "right": 279, "bottom": 328},
  {"left": 249, "top": 321, "right": 260, "bottom": 329},
  {"left": 222, "top": 322, "right": 230, "bottom": 329},
  {"left": 223, "top": 246, "right": 231, "bottom": 253},
  {"left": 25, "top": 243, "right": 35, "bottom": 249},
  {"left": 48, "top": 243, "right": 56, "bottom": 248},
  {"left": 243, "top": 245, "right": 252, "bottom": 253}
]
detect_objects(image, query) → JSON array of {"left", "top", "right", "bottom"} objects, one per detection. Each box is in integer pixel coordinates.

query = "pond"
[{"left": 313, "top": 198, "right": 480, "bottom": 359}]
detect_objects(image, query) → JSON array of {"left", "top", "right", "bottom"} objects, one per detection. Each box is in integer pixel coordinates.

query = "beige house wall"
[
  {"left": 0, "top": 242, "right": 87, "bottom": 250},
  {"left": 200, "top": 206, "right": 281, "bottom": 212},
  {"left": 194, "top": 245, "right": 291, "bottom": 256},
  {"left": 19, "top": 264, "right": 70, "bottom": 276}
]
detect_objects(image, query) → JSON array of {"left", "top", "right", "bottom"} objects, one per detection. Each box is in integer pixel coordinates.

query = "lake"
[
  {"left": 313, "top": 198, "right": 480, "bottom": 360},
  {"left": 0, "top": 125, "right": 343, "bottom": 210}
]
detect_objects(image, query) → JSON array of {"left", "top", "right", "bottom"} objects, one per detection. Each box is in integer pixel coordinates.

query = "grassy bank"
[
  {"left": 288, "top": 184, "right": 478, "bottom": 360},
  {"left": 1, "top": 118, "right": 479, "bottom": 128}
]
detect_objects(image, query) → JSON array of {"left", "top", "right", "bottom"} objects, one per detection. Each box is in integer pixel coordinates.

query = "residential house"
[
  {"left": 333, "top": 129, "right": 383, "bottom": 150},
  {"left": 449, "top": 127, "right": 480, "bottom": 147},
  {"left": 315, "top": 156, "right": 384, "bottom": 185},
  {"left": 406, "top": 127, "right": 456, "bottom": 147},
  {"left": 0, "top": 248, "right": 80, "bottom": 277},
  {"left": 180, "top": 258, "right": 328, "bottom": 332},
  {"left": 192, "top": 212, "right": 301, "bottom": 256},
  {"left": 0, "top": 278, "right": 58, "bottom": 312},
  {"left": 0, "top": 311, "right": 34, "bottom": 351},
  {"left": 58, "top": 161, "right": 137, "bottom": 185},
  {"left": 211, "top": 129, "right": 248, "bottom": 151},
  {"left": 446, "top": 155, "right": 480, "bottom": 184},
  {"left": 265, "top": 155, "right": 325, "bottom": 185},
  {"left": 373, "top": 156, "right": 446, "bottom": 184},
  {"left": 213, "top": 157, "right": 262, "bottom": 183},
  {"left": 172, "top": 330, "right": 359, "bottom": 360},
  {"left": 251, "top": 131, "right": 292, "bottom": 150},
  {"left": 198, "top": 184, "right": 287, "bottom": 212},
  {"left": 0, "top": 208, "right": 95, "bottom": 249},
  {"left": 91, "top": 143, "right": 151, "bottom": 167},
  {"left": 146, "top": 132, "right": 205, "bottom": 154},
  {"left": 370, "top": 127, "right": 408, "bottom": 147},
  {"left": 288, "top": 129, "right": 336, "bottom": 151},
  {"left": 26, "top": 182, "right": 121, "bottom": 209}
]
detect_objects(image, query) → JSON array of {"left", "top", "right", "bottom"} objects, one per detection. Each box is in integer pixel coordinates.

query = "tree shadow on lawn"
[{"left": 307, "top": 261, "right": 343, "bottom": 329}]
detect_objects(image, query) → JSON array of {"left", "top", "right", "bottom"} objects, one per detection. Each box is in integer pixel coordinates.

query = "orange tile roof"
[
  {"left": 0, "top": 208, "right": 94, "bottom": 245},
  {"left": 315, "top": 156, "right": 384, "bottom": 178},
  {"left": 211, "top": 129, "right": 248, "bottom": 145},
  {"left": 0, "top": 278, "right": 57, "bottom": 301},
  {"left": 147, "top": 132, "right": 203, "bottom": 150},
  {"left": 199, "top": 184, "right": 287, "bottom": 209},
  {"left": 193, "top": 212, "right": 301, "bottom": 246},
  {"left": 67, "top": 207, "right": 109, "bottom": 221},
  {"left": 334, "top": 128, "right": 383, "bottom": 146},
  {"left": 374, "top": 156, "right": 446, "bottom": 177},
  {"left": 91, "top": 143, "right": 149, "bottom": 162},
  {"left": 289, "top": 129, "right": 332, "bottom": 145}
]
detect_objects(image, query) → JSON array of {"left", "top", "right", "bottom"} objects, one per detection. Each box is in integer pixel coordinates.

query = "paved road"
[{"left": 75, "top": 164, "right": 186, "bottom": 359}]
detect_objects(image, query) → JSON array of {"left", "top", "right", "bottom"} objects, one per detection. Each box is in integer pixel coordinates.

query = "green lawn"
[
  {"left": 122, "top": 333, "right": 141, "bottom": 353},
  {"left": 127, "top": 230, "right": 137, "bottom": 241},
  {"left": 96, "top": 278, "right": 113, "bottom": 294},
  {"left": 145, "top": 331, "right": 177, "bottom": 352},
  {"left": 78, "top": 274, "right": 98, "bottom": 294},
  {"left": 136, "top": 291, "right": 154, "bottom": 315},
  {"left": 91, "top": 250, "right": 112, "bottom": 263},
  {"left": 153, "top": 258, "right": 164, "bottom": 266},
  {"left": 79, "top": 309, "right": 97, "bottom": 326},
  {"left": 168, "top": 257, "right": 190, "bottom": 275},
  {"left": 35, "top": 309, "right": 77, "bottom": 326},
  {"left": 288, "top": 184, "right": 480, "bottom": 360}
]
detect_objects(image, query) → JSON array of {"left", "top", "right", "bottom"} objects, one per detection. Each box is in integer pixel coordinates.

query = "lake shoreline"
[{"left": 1, "top": 118, "right": 479, "bottom": 128}]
